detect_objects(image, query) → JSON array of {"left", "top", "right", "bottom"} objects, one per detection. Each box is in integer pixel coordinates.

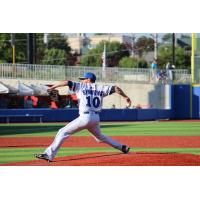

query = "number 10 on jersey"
[{"left": 86, "top": 96, "right": 100, "bottom": 108}]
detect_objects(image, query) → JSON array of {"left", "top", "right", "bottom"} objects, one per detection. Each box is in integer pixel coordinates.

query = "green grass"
[
  {"left": 0, "top": 122, "right": 200, "bottom": 137},
  {"left": 0, "top": 147, "right": 118, "bottom": 164},
  {"left": 1, "top": 122, "right": 200, "bottom": 165},
  {"left": 1, "top": 147, "right": 200, "bottom": 165}
]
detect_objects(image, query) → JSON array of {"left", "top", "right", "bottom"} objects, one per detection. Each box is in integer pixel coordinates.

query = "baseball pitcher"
[{"left": 35, "top": 72, "right": 132, "bottom": 162}]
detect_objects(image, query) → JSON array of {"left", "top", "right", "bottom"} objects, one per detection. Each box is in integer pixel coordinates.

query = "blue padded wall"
[
  {"left": 0, "top": 108, "right": 172, "bottom": 122},
  {"left": 192, "top": 86, "right": 200, "bottom": 118},
  {"left": 170, "top": 85, "right": 190, "bottom": 119}
]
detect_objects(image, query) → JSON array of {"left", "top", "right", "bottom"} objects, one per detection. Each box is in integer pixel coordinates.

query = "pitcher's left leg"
[{"left": 44, "top": 117, "right": 87, "bottom": 160}]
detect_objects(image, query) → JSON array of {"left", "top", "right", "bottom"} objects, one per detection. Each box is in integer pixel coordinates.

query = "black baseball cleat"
[
  {"left": 35, "top": 154, "right": 52, "bottom": 162},
  {"left": 121, "top": 145, "right": 130, "bottom": 154}
]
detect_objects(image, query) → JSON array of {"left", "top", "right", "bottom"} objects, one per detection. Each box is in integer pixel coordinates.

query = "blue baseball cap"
[{"left": 79, "top": 72, "right": 96, "bottom": 82}]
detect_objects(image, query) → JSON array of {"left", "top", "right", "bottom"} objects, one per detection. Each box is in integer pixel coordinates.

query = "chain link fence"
[{"left": 0, "top": 63, "right": 191, "bottom": 84}]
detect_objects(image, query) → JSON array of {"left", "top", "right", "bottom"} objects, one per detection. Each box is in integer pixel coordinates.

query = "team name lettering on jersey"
[{"left": 82, "top": 89, "right": 104, "bottom": 96}]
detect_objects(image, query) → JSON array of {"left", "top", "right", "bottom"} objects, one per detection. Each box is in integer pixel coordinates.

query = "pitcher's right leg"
[{"left": 88, "top": 125, "right": 124, "bottom": 151}]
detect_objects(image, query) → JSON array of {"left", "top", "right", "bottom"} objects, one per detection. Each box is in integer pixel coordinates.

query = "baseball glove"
[{"left": 47, "top": 89, "right": 59, "bottom": 102}]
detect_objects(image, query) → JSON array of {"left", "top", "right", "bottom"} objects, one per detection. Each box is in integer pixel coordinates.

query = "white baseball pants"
[{"left": 44, "top": 113, "right": 123, "bottom": 160}]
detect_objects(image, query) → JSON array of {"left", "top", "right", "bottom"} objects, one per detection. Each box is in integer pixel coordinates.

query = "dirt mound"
[
  {"left": 1, "top": 136, "right": 200, "bottom": 148},
  {"left": 2, "top": 152, "right": 200, "bottom": 166}
]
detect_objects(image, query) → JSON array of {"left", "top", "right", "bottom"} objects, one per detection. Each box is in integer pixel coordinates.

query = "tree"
[
  {"left": 158, "top": 45, "right": 190, "bottom": 69},
  {"left": 0, "top": 33, "right": 12, "bottom": 63},
  {"left": 138, "top": 59, "right": 148, "bottom": 68},
  {"left": 180, "top": 34, "right": 191, "bottom": 40},
  {"left": 42, "top": 48, "right": 67, "bottom": 65},
  {"left": 36, "top": 33, "right": 72, "bottom": 65},
  {"left": 175, "top": 47, "right": 191, "bottom": 68},
  {"left": 47, "top": 33, "right": 71, "bottom": 53},
  {"left": 119, "top": 57, "right": 148, "bottom": 68},
  {"left": 35, "top": 33, "right": 46, "bottom": 64},
  {"left": 177, "top": 34, "right": 191, "bottom": 50},
  {"left": 162, "top": 33, "right": 173, "bottom": 43},
  {"left": 15, "top": 33, "right": 27, "bottom": 63},
  {"left": 0, "top": 33, "right": 72, "bottom": 65},
  {"left": 94, "top": 33, "right": 109, "bottom": 35},
  {"left": 0, "top": 33, "right": 26, "bottom": 63},
  {"left": 81, "top": 53, "right": 100, "bottom": 66},
  {"left": 134, "top": 36, "right": 154, "bottom": 57},
  {"left": 80, "top": 41, "right": 129, "bottom": 67},
  {"left": 119, "top": 57, "right": 138, "bottom": 68}
]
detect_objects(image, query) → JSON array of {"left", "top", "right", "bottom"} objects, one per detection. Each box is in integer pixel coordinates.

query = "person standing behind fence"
[
  {"left": 166, "top": 62, "right": 175, "bottom": 83},
  {"left": 151, "top": 59, "right": 158, "bottom": 81}
]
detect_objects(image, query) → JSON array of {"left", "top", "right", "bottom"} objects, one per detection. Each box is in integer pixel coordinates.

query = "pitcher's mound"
[{"left": 2, "top": 152, "right": 200, "bottom": 166}]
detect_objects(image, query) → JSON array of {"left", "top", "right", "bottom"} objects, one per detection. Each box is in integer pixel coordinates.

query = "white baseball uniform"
[{"left": 44, "top": 81, "right": 124, "bottom": 160}]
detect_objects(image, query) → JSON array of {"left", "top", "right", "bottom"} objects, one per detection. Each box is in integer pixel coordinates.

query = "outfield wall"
[
  {"left": 170, "top": 84, "right": 200, "bottom": 119},
  {"left": 192, "top": 85, "right": 200, "bottom": 118},
  {"left": 0, "top": 108, "right": 172, "bottom": 122},
  {"left": 170, "top": 85, "right": 190, "bottom": 119}
]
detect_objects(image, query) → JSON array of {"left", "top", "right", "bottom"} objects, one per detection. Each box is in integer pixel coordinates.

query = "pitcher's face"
[{"left": 82, "top": 79, "right": 92, "bottom": 83}]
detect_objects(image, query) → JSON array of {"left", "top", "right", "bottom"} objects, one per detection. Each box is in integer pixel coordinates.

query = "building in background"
[{"left": 67, "top": 34, "right": 134, "bottom": 55}]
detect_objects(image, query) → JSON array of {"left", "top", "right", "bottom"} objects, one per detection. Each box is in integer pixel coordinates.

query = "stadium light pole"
[
  {"left": 191, "top": 33, "right": 196, "bottom": 84},
  {"left": 154, "top": 33, "right": 158, "bottom": 60},
  {"left": 11, "top": 33, "right": 16, "bottom": 77},
  {"left": 44, "top": 33, "right": 48, "bottom": 44},
  {"left": 102, "top": 43, "right": 106, "bottom": 79},
  {"left": 172, "top": 33, "right": 175, "bottom": 65},
  {"left": 11, "top": 33, "right": 15, "bottom": 64},
  {"left": 27, "top": 33, "right": 33, "bottom": 64},
  {"left": 27, "top": 33, "right": 36, "bottom": 64},
  {"left": 190, "top": 33, "right": 196, "bottom": 119},
  {"left": 131, "top": 34, "right": 135, "bottom": 57},
  {"left": 150, "top": 33, "right": 158, "bottom": 60},
  {"left": 102, "top": 43, "right": 106, "bottom": 70}
]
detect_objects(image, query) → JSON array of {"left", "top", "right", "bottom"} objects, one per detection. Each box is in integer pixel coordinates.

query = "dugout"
[{"left": 1, "top": 84, "right": 200, "bottom": 122}]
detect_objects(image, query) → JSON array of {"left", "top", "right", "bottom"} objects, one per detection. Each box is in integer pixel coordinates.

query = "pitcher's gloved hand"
[{"left": 48, "top": 89, "right": 59, "bottom": 102}]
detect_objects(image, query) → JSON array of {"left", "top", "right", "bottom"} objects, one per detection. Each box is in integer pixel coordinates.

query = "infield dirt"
[
  {"left": 1, "top": 135, "right": 200, "bottom": 166},
  {"left": 2, "top": 152, "right": 200, "bottom": 166}
]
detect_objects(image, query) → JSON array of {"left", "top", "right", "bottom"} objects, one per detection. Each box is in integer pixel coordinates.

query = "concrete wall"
[
  {"left": 102, "top": 82, "right": 170, "bottom": 109},
  {"left": 0, "top": 78, "right": 170, "bottom": 109}
]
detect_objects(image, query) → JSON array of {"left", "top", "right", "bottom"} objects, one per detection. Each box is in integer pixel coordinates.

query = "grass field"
[
  {"left": 1, "top": 121, "right": 200, "bottom": 137},
  {"left": 0, "top": 121, "right": 200, "bottom": 165}
]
